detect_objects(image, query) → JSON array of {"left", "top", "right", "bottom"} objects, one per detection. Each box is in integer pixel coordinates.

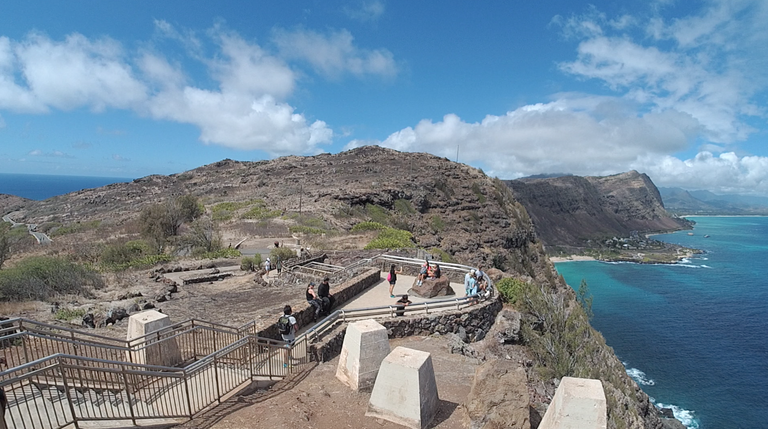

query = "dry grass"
[{"left": 0, "top": 301, "right": 45, "bottom": 317}]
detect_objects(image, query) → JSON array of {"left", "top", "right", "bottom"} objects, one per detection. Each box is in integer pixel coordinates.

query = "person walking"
[
  {"left": 387, "top": 264, "right": 400, "bottom": 298},
  {"left": 277, "top": 305, "right": 298, "bottom": 368}
]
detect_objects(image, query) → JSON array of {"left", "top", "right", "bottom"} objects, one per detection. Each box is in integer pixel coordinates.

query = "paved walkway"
[{"left": 341, "top": 272, "right": 465, "bottom": 310}]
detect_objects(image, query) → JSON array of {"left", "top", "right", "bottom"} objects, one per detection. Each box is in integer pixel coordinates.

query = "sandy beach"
[{"left": 548, "top": 255, "right": 597, "bottom": 263}]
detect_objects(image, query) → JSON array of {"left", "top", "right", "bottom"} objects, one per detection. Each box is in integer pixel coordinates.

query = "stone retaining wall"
[
  {"left": 310, "top": 296, "right": 503, "bottom": 362},
  {"left": 256, "top": 268, "right": 381, "bottom": 340}
]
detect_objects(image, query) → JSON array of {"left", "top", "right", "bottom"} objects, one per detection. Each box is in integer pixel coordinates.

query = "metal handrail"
[{"left": 0, "top": 253, "right": 497, "bottom": 429}]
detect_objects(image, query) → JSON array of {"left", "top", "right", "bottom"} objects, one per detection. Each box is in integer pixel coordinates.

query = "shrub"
[
  {"left": 54, "top": 308, "right": 86, "bottom": 321},
  {"left": 471, "top": 182, "right": 487, "bottom": 203},
  {"left": 0, "top": 256, "right": 104, "bottom": 301},
  {"left": 100, "top": 240, "right": 153, "bottom": 266},
  {"left": 364, "top": 204, "right": 390, "bottom": 225},
  {"left": 241, "top": 204, "right": 280, "bottom": 220},
  {"left": 289, "top": 226, "right": 326, "bottom": 235},
  {"left": 351, "top": 221, "right": 387, "bottom": 232},
  {"left": 429, "top": 247, "right": 455, "bottom": 263},
  {"left": 394, "top": 199, "right": 415, "bottom": 215},
  {"left": 430, "top": 215, "right": 446, "bottom": 232},
  {"left": 496, "top": 277, "right": 527, "bottom": 304},
  {"left": 364, "top": 228, "right": 415, "bottom": 250},
  {"left": 240, "top": 254, "right": 262, "bottom": 271},
  {"left": 50, "top": 220, "right": 101, "bottom": 237},
  {"left": 270, "top": 247, "right": 296, "bottom": 262}
]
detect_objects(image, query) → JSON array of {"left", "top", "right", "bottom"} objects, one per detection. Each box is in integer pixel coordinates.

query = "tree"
[
  {"left": 139, "top": 195, "right": 203, "bottom": 252},
  {"left": 576, "top": 279, "right": 594, "bottom": 320},
  {"left": 179, "top": 216, "right": 222, "bottom": 255}
]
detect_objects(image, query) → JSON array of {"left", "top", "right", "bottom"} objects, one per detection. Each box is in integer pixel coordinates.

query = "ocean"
[
  {"left": 556, "top": 216, "right": 768, "bottom": 429},
  {"left": 0, "top": 173, "right": 133, "bottom": 201}
]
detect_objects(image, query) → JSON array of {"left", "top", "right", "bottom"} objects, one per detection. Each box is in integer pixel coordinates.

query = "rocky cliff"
[
  {"left": 506, "top": 171, "right": 692, "bottom": 248},
  {"left": 2, "top": 146, "right": 670, "bottom": 428}
]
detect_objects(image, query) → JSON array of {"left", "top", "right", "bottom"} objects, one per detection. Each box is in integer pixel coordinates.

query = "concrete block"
[
  {"left": 126, "top": 310, "right": 182, "bottom": 366},
  {"left": 366, "top": 346, "right": 439, "bottom": 428},
  {"left": 336, "top": 319, "right": 390, "bottom": 391},
  {"left": 539, "top": 376, "right": 607, "bottom": 429}
]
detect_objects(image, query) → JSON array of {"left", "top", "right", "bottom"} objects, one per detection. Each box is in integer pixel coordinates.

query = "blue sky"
[{"left": 1, "top": 0, "right": 767, "bottom": 195}]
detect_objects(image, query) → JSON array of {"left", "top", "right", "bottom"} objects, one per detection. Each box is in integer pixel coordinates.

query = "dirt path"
[{"left": 176, "top": 334, "right": 482, "bottom": 429}]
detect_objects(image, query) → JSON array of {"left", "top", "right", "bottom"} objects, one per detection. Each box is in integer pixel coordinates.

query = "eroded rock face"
[
  {"left": 462, "top": 359, "right": 530, "bottom": 429},
  {"left": 507, "top": 171, "right": 693, "bottom": 247}
]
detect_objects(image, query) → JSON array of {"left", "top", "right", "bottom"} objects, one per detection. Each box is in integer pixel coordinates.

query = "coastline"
[{"left": 549, "top": 255, "right": 597, "bottom": 263}]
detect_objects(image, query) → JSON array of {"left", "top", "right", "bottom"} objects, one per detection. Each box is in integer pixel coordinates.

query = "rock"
[
  {"left": 462, "top": 359, "right": 530, "bottom": 428},
  {"left": 156, "top": 294, "right": 168, "bottom": 303},
  {"left": 493, "top": 309, "right": 522, "bottom": 344},
  {"left": 142, "top": 302, "right": 156, "bottom": 310},
  {"left": 167, "top": 284, "right": 178, "bottom": 294},
  {"left": 82, "top": 313, "right": 95, "bottom": 328},
  {"left": 457, "top": 326, "right": 468, "bottom": 343},
  {"left": 106, "top": 307, "right": 129, "bottom": 325},
  {"left": 408, "top": 277, "right": 454, "bottom": 298},
  {"left": 117, "top": 291, "right": 142, "bottom": 301}
]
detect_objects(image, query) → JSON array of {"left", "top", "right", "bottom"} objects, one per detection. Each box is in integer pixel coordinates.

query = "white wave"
[
  {"left": 626, "top": 367, "right": 655, "bottom": 386},
  {"left": 700, "top": 265, "right": 712, "bottom": 269},
  {"left": 656, "top": 401, "right": 700, "bottom": 429}
]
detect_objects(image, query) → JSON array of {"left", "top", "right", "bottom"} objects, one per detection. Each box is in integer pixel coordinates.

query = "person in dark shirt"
[
  {"left": 317, "top": 277, "right": 333, "bottom": 315},
  {"left": 395, "top": 294, "right": 412, "bottom": 317}
]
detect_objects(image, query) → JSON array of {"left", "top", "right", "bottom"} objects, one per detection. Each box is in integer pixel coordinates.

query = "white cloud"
[
  {"left": 639, "top": 151, "right": 768, "bottom": 195},
  {"left": 112, "top": 154, "right": 129, "bottom": 161},
  {"left": 558, "top": 1, "right": 768, "bottom": 146},
  {"left": 15, "top": 32, "right": 148, "bottom": 112},
  {"left": 29, "top": 149, "right": 74, "bottom": 158},
  {"left": 357, "top": 97, "right": 700, "bottom": 177},
  {"left": 343, "top": 0, "right": 385, "bottom": 22},
  {"left": 272, "top": 28, "right": 397, "bottom": 79},
  {"left": 0, "top": 25, "right": 334, "bottom": 156}
]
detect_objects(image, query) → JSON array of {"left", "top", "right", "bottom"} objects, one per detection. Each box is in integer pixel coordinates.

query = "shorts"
[{"left": 468, "top": 287, "right": 477, "bottom": 296}]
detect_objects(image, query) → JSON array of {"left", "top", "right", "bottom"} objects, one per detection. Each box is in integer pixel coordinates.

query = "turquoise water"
[
  {"left": 556, "top": 217, "right": 768, "bottom": 429},
  {"left": 0, "top": 173, "right": 132, "bottom": 201}
]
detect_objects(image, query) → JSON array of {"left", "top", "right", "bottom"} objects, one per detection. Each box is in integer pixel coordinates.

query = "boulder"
[
  {"left": 462, "top": 359, "right": 530, "bottom": 429},
  {"left": 82, "top": 312, "right": 95, "bottom": 328},
  {"left": 408, "top": 277, "right": 454, "bottom": 298},
  {"left": 493, "top": 309, "right": 522, "bottom": 344},
  {"left": 106, "top": 307, "right": 129, "bottom": 325}
]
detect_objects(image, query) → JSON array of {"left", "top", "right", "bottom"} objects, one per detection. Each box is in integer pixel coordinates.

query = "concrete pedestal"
[
  {"left": 366, "top": 346, "right": 439, "bottom": 428},
  {"left": 539, "top": 376, "right": 607, "bottom": 429},
  {"left": 336, "top": 319, "right": 390, "bottom": 391},
  {"left": 126, "top": 310, "right": 182, "bottom": 366}
]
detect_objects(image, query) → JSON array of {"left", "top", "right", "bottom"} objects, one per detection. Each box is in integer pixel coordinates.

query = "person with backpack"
[
  {"left": 387, "top": 264, "right": 401, "bottom": 298},
  {"left": 277, "top": 305, "right": 298, "bottom": 368}
]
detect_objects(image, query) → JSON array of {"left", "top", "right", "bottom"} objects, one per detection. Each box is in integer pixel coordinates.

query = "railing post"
[
  {"left": 120, "top": 364, "right": 137, "bottom": 426},
  {"left": 58, "top": 360, "right": 79, "bottom": 429},
  {"left": 183, "top": 371, "right": 194, "bottom": 420},
  {"left": 213, "top": 354, "right": 222, "bottom": 403}
]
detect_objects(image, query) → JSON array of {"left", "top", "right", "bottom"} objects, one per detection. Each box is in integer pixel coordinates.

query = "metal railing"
[{"left": 0, "top": 253, "right": 495, "bottom": 429}]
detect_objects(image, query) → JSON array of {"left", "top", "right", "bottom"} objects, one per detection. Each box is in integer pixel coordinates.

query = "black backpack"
[{"left": 277, "top": 315, "right": 292, "bottom": 335}]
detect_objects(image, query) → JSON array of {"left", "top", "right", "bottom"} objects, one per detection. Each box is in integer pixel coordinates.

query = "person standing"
[
  {"left": 264, "top": 257, "right": 271, "bottom": 277},
  {"left": 277, "top": 305, "right": 298, "bottom": 368},
  {"left": 387, "top": 264, "right": 400, "bottom": 298},
  {"left": 276, "top": 256, "right": 282, "bottom": 274},
  {"left": 464, "top": 270, "right": 475, "bottom": 296},
  {"left": 395, "top": 294, "right": 412, "bottom": 317}
]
